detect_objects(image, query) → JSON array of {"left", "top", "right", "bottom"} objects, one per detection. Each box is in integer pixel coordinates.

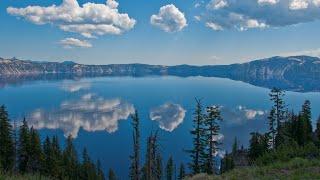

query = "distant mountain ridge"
[{"left": 1, "top": 56, "right": 320, "bottom": 92}]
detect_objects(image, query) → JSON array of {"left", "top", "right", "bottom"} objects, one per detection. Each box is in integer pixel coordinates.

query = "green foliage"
[
  {"left": 203, "top": 106, "right": 222, "bottom": 174},
  {"left": 269, "top": 88, "right": 288, "bottom": 149},
  {"left": 178, "top": 163, "right": 185, "bottom": 180},
  {"left": 255, "top": 142, "right": 320, "bottom": 166},
  {"left": 108, "top": 168, "right": 117, "bottom": 180},
  {"left": 316, "top": 116, "right": 320, "bottom": 145},
  {"left": 188, "top": 98, "right": 206, "bottom": 175},
  {"left": 0, "top": 105, "right": 15, "bottom": 172},
  {"left": 62, "top": 135, "right": 79, "bottom": 179},
  {"left": 165, "top": 156, "right": 174, "bottom": 180},
  {"left": 142, "top": 131, "right": 162, "bottom": 180},
  {"left": 190, "top": 158, "right": 320, "bottom": 180},
  {"left": 248, "top": 132, "right": 268, "bottom": 162},
  {"left": 231, "top": 137, "right": 238, "bottom": 156},
  {"left": 17, "top": 119, "right": 31, "bottom": 174},
  {"left": 129, "top": 110, "right": 140, "bottom": 180},
  {"left": 220, "top": 152, "right": 234, "bottom": 174},
  {"left": 29, "top": 127, "right": 43, "bottom": 173},
  {"left": 188, "top": 100, "right": 223, "bottom": 175}
]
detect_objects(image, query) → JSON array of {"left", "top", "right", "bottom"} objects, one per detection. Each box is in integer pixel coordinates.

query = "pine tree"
[
  {"left": 220, "top": 151, "right": 234, "bottom": 174},
  {"left": 129, "top": 110, "right": 140, "bottom": 180},
  {"left": 299, "top": 100, "right": 313, "bottom": 145},
  {"left": 51, "top": 135, "right": 62, "bottom": 178},
  {"left": 165, "top": 156, "right": 174, "bottom": 180},
  {"left": 269, "top": 88, "right": 287, "bottom": 148},
  {"left": 188, "top": 99, "right": 206, "bottom": 174},
  {"left": 62, "top": 135, "right": 79, "bottom": 179},
  {"left": 42, "top": 136, "right": 53, "bottom": 176},
  {"left": 17, "top": 118, "right": 30, "bottom": 174},
  {"left": 108, "top": 168, "right": 117, "bottom": 180},
  {"left": 248, "top": 132, "right": 268, "bottom": 162},
  {"left": 178, "top": 163, "right": 185, "bottom": 180},
  {"left": 155, "top": 154, "right": 163, "bottom": 180},
  {"left": 96, "top": 160, "right": 105, "bottom": 180},
  {"left": 0, "top": 105, "right": 15, "bottom": 172},
  {"left": 268, "top": 108, "right": 276, "bottom": 149},
  {"left": 204, "top": 105, "right": 222, "bottom": 174},
  {"left": 142, "top": 132, "right": 161, "bottom": 180},
  {"left": 232, "top": 137, "right": 238, "bottom": 156},
  {"left": 316, "top": 116, "right": 320, "bottom": 143},
  {"left": 28, "top": 127, "right": 43, "bottom": 173},
  {"left": 81, "top": 148, "right": 90, "bottom": 179}
]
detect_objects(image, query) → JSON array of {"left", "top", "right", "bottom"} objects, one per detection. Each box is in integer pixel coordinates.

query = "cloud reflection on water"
[
  {"left": 150, "top": 103, "right": 186, "bottom": 132},
  {"left": 29, "top": 93, "right": 134, "bottom": 138},
  {"left": 221, "top": 105, "right": 266, "bottom": 125},
  {"left": 61, "top": 81, "right": 91, "bottom": 92}
]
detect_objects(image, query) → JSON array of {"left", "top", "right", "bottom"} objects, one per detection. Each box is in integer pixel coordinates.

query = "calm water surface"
[{"left": 1, "top": 76, "right": 319, "bottom": 177}]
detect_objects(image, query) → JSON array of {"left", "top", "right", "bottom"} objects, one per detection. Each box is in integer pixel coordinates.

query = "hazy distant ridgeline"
[{"left": 1, "top": 56, "right": 320, "bottom": 91}]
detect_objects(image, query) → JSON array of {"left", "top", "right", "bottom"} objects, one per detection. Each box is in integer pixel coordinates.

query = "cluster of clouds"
[
  {"left": 203, "top": 0, "right": 320, "bottom": 31},
  {"left": 7, "top": 0, "right": 135, "bottom": 38},
  {"left": 29, "top": 93, "right": 135, "bottom": 138},
  {"left": 221, "top": 105, "right": 266, "bottom": 125},
  {"left": 7, "top": 0, "right": 320, "bottom": 47},
  {"left": 150, "top": 103, "right": 186, "bottom": 132},
  {"left": 7, "top": 0, "right": 187, "bottom": 48}
]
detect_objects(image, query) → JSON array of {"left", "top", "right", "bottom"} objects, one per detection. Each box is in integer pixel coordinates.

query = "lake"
[{"left": 1, "top": 76, "right": 319, "bottom": 177}]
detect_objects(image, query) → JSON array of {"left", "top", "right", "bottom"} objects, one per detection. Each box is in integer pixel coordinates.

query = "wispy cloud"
[
  {"left": 59, "top": 38, "right": 92, "bottom": 48},
  {"left": 61, "top": 81, "right": 91, "bottom": 92},
  {"left": 280, "top": 48, "right": 320, "bottom": 57}
]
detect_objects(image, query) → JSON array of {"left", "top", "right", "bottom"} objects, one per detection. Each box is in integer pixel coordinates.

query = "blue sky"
[{"left": 1, "top": 0, "right": 320, "bottom": 65}]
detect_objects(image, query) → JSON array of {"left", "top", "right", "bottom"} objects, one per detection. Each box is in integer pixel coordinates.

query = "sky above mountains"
[{"left": 1, "top": 0, "right": 320, "bottom": 65}]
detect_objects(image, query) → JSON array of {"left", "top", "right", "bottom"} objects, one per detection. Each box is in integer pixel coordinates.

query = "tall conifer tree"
[
  {"left": 165, "top": 156, "right": 174, "bottom": 180},
  {"left": 0, "top": 105, "right": 15, "bottom": 172},
  {"left": 204, "top": 105, "right": 222, "bottom": 174},
  {"left": 17, "top": 118, "right": 30, "bottom": 173},
  {"left": 129, "top": 110, "right": 140, "bottom": 180},
  {"left": 269, "top": 88, "right": 287, "bottom": 148},
  {"left": 188, "top": 99, "right": 206, "bottom": 174}
]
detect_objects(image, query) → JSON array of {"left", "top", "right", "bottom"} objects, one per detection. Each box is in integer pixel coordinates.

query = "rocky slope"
[{"left": 1, "top": 56, "right": 320, "bottom": 91}]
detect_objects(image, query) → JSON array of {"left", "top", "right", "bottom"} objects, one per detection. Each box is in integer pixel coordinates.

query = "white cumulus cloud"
[
  {"left": 204, "top": 0, "right": 320, "bottom": 31},
  {"left": 59, "top": 38, "right": 92, "bottom": 48},
  {"left": 150, "top": 4, "right": 187, "bottom": 33},
  {"left": 28, "top": 94, "right": 134, "bottom": 138},
  {"left": 150, "top": 103, "right": 186, "bottom": 132},
  {"left": 7, "top": 0, "right": 136, "bottom": 38}
]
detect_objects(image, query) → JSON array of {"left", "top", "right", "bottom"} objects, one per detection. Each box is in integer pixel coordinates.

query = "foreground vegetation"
[
  {"left": 188, "top": 158, "right": 320, "bottom": 180},
  {"left": 1, "top": 87, "right": 320, "bottom": 179}
]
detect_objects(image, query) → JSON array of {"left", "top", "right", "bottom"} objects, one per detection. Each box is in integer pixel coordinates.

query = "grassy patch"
[
  {"left": 187, "top": 158, "right": 320, "bottom": 180},
  {"left": 0, "top": 173, "right": 52, "bottom": 180}
]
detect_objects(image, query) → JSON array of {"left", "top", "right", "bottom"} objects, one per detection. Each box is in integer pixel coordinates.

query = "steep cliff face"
[{"left": 1, "top": 56, "right": 320, "bottom": 91}]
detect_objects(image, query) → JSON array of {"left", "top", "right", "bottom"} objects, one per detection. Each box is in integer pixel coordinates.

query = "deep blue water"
[{"left": 1, "top": 76, "right": 320, "bottom": 178}]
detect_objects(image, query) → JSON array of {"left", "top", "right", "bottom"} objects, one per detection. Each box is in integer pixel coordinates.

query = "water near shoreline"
[{"left": 1, "top": 76, "right": 319, "bottom": 177}]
